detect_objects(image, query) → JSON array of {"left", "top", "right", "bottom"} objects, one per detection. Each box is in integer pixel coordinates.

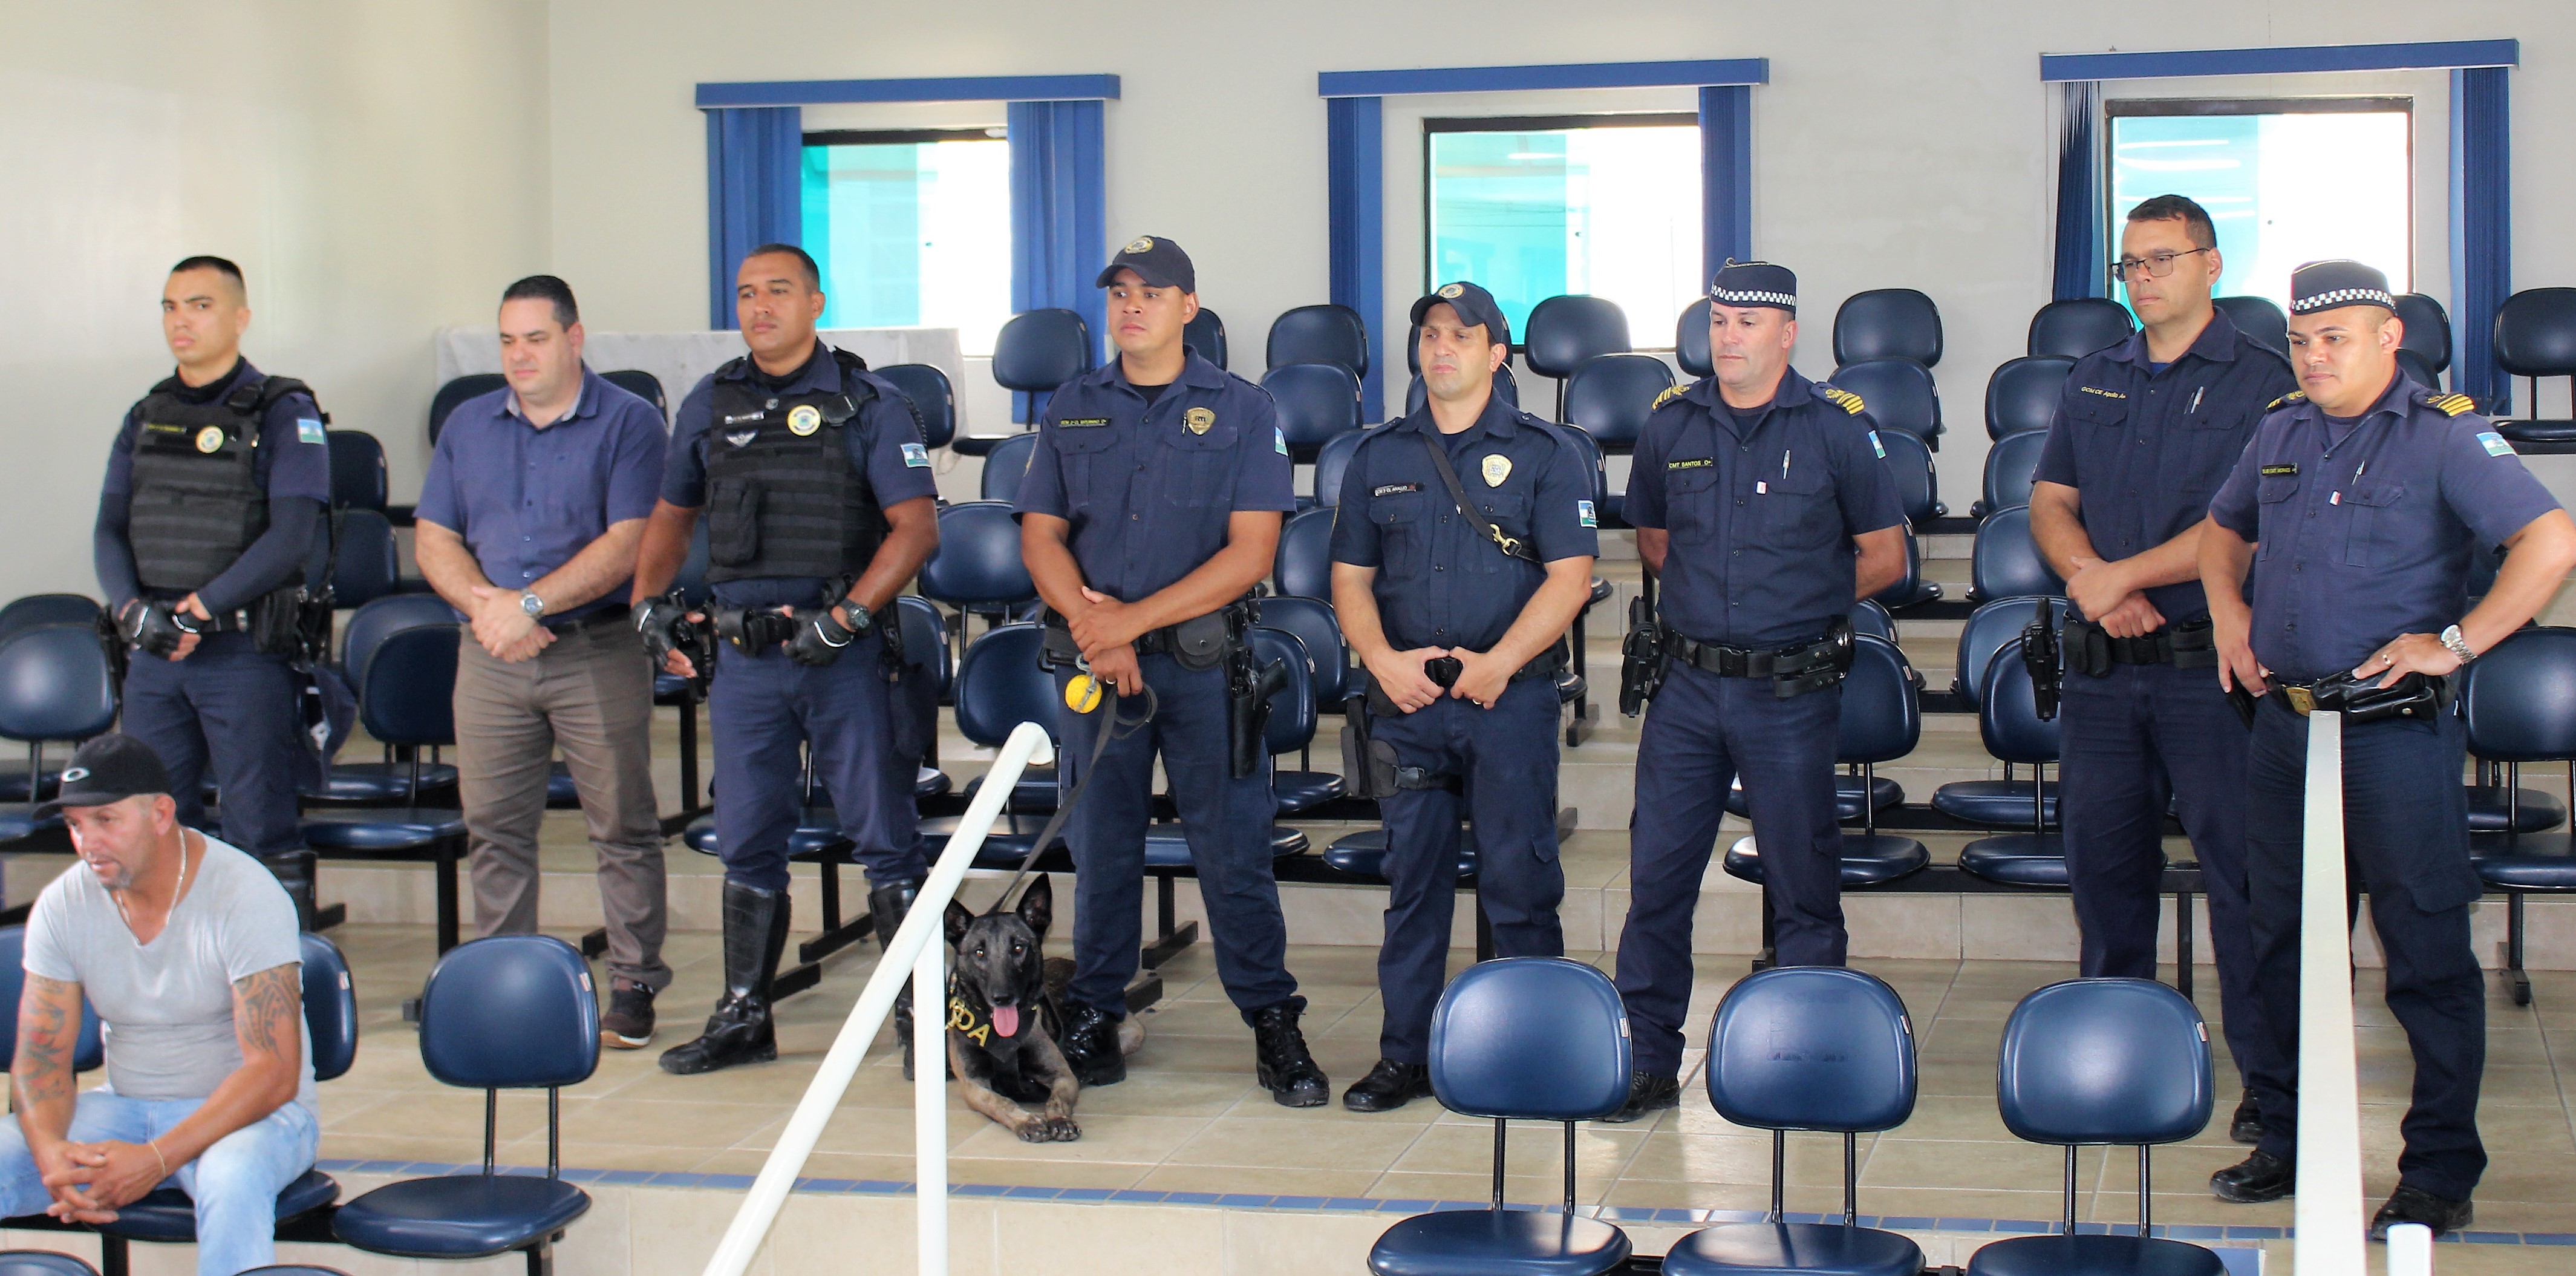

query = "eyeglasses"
[{"left": 2109, "top": 247, "right": 2216, "bottom": 283}]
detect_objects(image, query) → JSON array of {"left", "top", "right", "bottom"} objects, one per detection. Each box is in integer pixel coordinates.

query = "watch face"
[{"left": 523, "top": 593, "right": 543, "bottom": 615}]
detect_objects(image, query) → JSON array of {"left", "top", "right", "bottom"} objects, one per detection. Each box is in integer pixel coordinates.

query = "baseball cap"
[
  {"left": 1409, "top": 281, "right": 1513, "bottom": 348},
  {"left": 1096, "top": 235, "right": 1196, "bottom": 292},
  {"left": 36, "top": 734, "right": 173, "bottom": 820}
]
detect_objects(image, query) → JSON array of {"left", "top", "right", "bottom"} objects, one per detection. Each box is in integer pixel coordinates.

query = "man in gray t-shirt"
[{"left": 0, "top": 735, "right": 316, "bottom": 1276}]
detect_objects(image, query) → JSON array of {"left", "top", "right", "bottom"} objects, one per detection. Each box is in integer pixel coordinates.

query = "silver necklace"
[{"left": 114, "top": 834, "right": 191, "bottom": 936}]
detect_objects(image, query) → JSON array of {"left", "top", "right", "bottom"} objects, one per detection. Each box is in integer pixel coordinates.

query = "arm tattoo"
[
  {"left": 16, "top": 974, "right": 80, "bottom": 1105},
  {"left": 232, "top": 964, "right": 301, "bottom": 1064}
]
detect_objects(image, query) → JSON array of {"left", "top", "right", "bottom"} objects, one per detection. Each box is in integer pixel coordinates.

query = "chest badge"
[
  {"left": 787, "top": 404, "right": 822, "bottom": 436},
  {"left": 724, "top": 431, "right": 758, "bottom": 448},
  {"left": 1183, "top": 407, "right": 1215, "bottom": 435},
  {"left": 1482, "top": 454, "right": 1511, "bottom": 486},
  {"left": 194, "top": 427, "right": 225, "bottom": 454}
]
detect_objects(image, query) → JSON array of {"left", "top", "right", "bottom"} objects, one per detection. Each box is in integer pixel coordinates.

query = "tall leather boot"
[
  {"left": 659, "top": 881, "right": 792, "bottom": 1075},
  {"left": 874, "top": 878, "right": 927, "bottom": 1079}
]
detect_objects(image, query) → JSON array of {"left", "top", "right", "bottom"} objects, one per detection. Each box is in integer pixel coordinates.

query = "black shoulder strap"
[{"left": 1418, "top": 432, "right": 1540, "bottom": 565}]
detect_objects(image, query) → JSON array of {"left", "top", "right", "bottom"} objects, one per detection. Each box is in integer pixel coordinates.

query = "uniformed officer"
[
  {"left": 2201, "top": 260, "right": 2576, "bottom": 1236},
  {"left": 1606, "top": 261, "right": 1908, "bottom": 1122},
  {"left": 2029, "top": 194, "right": 2295, "bottom": 1145},
  {"left": 1017, "top": 235, "right": 1329, "bottom": 1105},
  {"left": 96, "top": 255, "right": 328, "bottom": 907},
  {"left": 630, "top": 244, "right": 942, "bottom": 1075},
  {"left": 1329, "top": 282, "right": 1599, "bottom": 1113}
]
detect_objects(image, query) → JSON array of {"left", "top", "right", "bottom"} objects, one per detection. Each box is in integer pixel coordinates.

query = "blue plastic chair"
[
  {"left": 1832, "top": 289, "right": 1942, "bottom": 367},
  {"left": 976, "top": 308, "right": 1092, "bottom": 452},
  {"left": 1562, "top": 354, "right": 1672, "bottom": 455},
  {"left": 1264, "top": 362, "right": 1362, "bottom": 463},
  {"left": 1849, "top": 600, "right": 1897, "bottom": 643},
  {"left": 325, "top": 430, "right": 388, "bottom": 512},
  {"left": 427, "top": 374, "right": 506, "bottom": 448},
  {"left": 918, "top": 501, "right": 1038, "bottom": 645},
  {"left": 1965, "top": 980, "right": 2222, "bottom": 1275},
  {"left": 598, "top": 369, "right": 664, "bottom": 420},
  {"left": 2026, "top": 298, "right": 2132, "bottom": 360},
  {"left": 875, "top": 363, "right": 955, "bottom": 450},
  {"left": 330, "top": 509, "right": 402, "bottom": 610},
  {"left": 0, "top": 1253, "right": 96, "bottom": 1276},
  {"left": 1255, "top": 595, "right": 1349, "bottom": 705},
  {"left": 1675, "top": 298, "right": 1714, "bottom": 378},
  {"left": 1869, "top": 529, "right": 1942, "bottom": 613},
  {"left": 2395, "top": 293, "right": 2451, "bottom": 381},
  {"left": 301, "top": 623, "right": 469, "bottom": 950},
  {"left": 0, "top": 625, "right": 117, "bottom": 842},
  {"left": 1664, "top": 967, "right": 1923, "bottom": 1275},
  {"left": 1310, "top": 425, "right": 1371, "bottom": 509},
  {"left": 1724, "top": 638, "right": 1930, "bottom": 920},
  {"left": 1403, "top": 367, "right": 1521, "bottom": 418},
  {"left": 1522, "top": 295, "right": 1630, "bottom": 420},
  {"left": 1986, "top": 356, "right": 2075, "bottom": 440},
  {"left": 2213, "top": 295, "right": 2287, "bottom": 356},
  {"left": 1253, "top": 627, "right": 1340, "bottom": 815},
  {"left": 1980, "top": 430, "right": 2049, "bottom": 520},
  {"left": 1949, "top": 597, "right": 2049, "bottom": 708},
  {"left": 1182, "top": 307, "right": 1227, "bottom": 370},
  {"left": 1366, "top": 958, "right": 1632, "bottom": 1276},
  {"left": 923, "top": 624, "right": 1060, "bottom": 862},
  {"left": 980, "top": 431, "right": 1039, "bottom": 505},
  {"left": 1266, "top": 304, "right": 1369, "bottom": 381},
  {"left": 1271, "top": 506, "right": 1335, "bottom": 604},
  {"left": 1947, "top": 635, "right": 2069, "bottom": 878},
  {"left": 238, "top": 1267, "right": 353, "bottom": 1276},
  {"left": 0, "top": 928, "right": 104, "bottom": 1073},
  {"left": 1830, "top": 358, "right": 1941, "bottom": 448},
  {"left": 1969, "top": 505, "right": 2064, "bottom": 603},
  {"left": 333, "top": 937, "right": 595, "bottom": 1276},
  {"left": 0, "top": 596, "right": 101, "bottom": 647},
  {"left": 2463, "top": 627, "right": 2576, "bottom": 1005},
  {"left": 308, "top": 594, "right": 463, "bottom": 805},
  {"left": 1876, "top": 426, "right": 1941, "bottom": 526}
]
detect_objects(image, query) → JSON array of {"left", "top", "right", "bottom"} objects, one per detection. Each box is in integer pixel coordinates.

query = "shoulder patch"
[
  {"left": 901, "top": 442, "right": 931, "bottom": 468},
  {"left": 2477, "top": 431, "right": 2516, "bottom": 457},
  {"left": 2431, "top": 393, "right": 2478, "bottom": 417},
  {"left": 296, "top": 417, "right": 327, "bottom": 447},
  {"left": 1577, "top": 499, "right": 1598, "bottom": 529},
  {"left": 1651, "top": 385, "right": 1689, "bottom": 411},
  {"left": 1819, "top": 387, "right": 1866, "bottom": 416},
  {"left": 2265, "top": 391, "right": 2307, "bottom": 411}
]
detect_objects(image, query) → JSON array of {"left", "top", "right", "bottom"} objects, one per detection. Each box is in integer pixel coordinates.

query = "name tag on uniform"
[
  {"left": 1058, "top": 417, "right": 1111, "bottom": 428},
  {"left": 901, "top": 442, "right": 930, "bottom": 467},
  {"left": 2260, "top": 463, "right": 2298, "bottom": 477},
  {"left": 1667, "top": 458, "right": 1712, "bottom": 471},
  {"left": 1373, "top": 482, "right": 1423, "bottom": 497},
  {"left": 296, "top": 417, "right": 326, "bottom": 446},
  {"left": 2479, "top": 431, "right": 2516, "bottom": 457}
]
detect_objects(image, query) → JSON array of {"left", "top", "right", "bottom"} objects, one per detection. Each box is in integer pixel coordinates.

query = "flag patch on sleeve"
[
  {"left": 902, "top": 442, "right": 931, "bottom": 467},
  {"left": 297, "top": 417, "right": 327, "bottom": 446},
  {"left": 1868, "top": 430, "right": 1885, "bottom": 459},
  {"left": 1275, "top": 426, "right": 1290, "bottom": 456},
  {"left": 2479, "top": 431, "right": 2515, "bottom": 457},
  {"left": 1577, "top": 500, "right": 1597, "bottom": 529}
]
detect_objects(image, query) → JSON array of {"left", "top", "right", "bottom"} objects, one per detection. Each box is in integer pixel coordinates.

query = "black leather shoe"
[
  {"left": 1599, "top": 1071, "right": 1681, "bottom": 1124},
  {"left": 2210, "top": 1150, "right": 2295, "bottom": 1203},
  {"left": 1343, "top": 1058, "right": 1433, "bottom": 1113},
  {"left": 2229, "top": 1093, "right": 2262, "bottom": 1145},
  {"left": 2370, "top": 1183, "right": 2473, "bottom": 1240},
  {"left": 1057, "top": 1001, "right": 1127, "bottom": 1087},
  {"left": 1249, "top": 1003, "right": 1329, "bottom": 1107}
]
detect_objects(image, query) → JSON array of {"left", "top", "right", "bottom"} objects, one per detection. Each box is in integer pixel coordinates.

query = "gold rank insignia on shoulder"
[
  {"left": 195, "top": 426, "right": 226, "bottom": 453},
  {"left": 1652, "top": 385, "right": 1689, "bottom": 411},
  {"left": 1482, "top": 454, "right": 1511, "bottom": 486},
  {"left": 1819, "top": 387, "right": 1865, "bottom": 415},
  {"left": 1184, "top": 406, "right": 1215, "bottom": 434},
  {"left": 2077, "top": 385, "right": 2127, "bottom": 400},
  {"left": 2266, "top": 391, "right": 2307, "bottom": 410},
  {"left": 2430, "top": 392, "right": 2477, "bottom": 417}
]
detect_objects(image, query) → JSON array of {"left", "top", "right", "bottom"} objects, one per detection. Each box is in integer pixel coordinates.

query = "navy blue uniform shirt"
[
  {"left": 2209, "top": 373, "right": 2563, "bottom": 680},
  {"left": 96, "top": 358, "right": 331, "bottom": 614},
  {"left": 417, "top": 365, "right": 668, "bottom": 621},
  {"left": 662, "top": 341, "right": 939, "bottom": 609},
  {"left": 1015, "top": 352, "right": 1294, "bottom": 603},
  {"left": 1625, "top": 367, "right": 1906, "bottom": 649},
  {"left": 2033, "top": 307, "right": 2294, "bottom": 625},
  {"left": 1328, "top": 396, "right": 1599, "bottom": 653}
]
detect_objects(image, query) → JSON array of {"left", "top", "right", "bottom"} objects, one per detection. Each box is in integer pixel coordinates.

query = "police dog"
[{"left": 943, "top": 877, "right": 1085, "bottom": 1142}]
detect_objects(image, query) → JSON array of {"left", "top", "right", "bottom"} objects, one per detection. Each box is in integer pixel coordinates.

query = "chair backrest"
[
  {"left": 2214, "top": 295, "right": 2288, "bottom": 355},
  {"left": 992, "top": 309, "right": 1095, "bottom": 393},
  {"left": 2026, "top": 298, "right": 2133, "bottom": 359},
  {"left": 1706, "top": 966, "right": 1916, "bottom": 1132},
  {"left": 360, "top": 624, "right": 459, "bottom": 748},
  {"left": 1838, "top": 634, "right": 1920, "bottom": 765},
  {"left": 1266, "top": 304, "right": 1369, "bottom": 379},
  {"left": 896, "top": 595, "right": 954, "bottom": 698},
  {"left": 1272, "top": 506, "right": 1336, "bottom": 603},
  {"left": 0, "top": 926, "right": 104, "bottom": 1073},
  {"left": 1983, "top": 429, "right": 2050, "bottom": 514},
  {"left": 0, "top": 626, "right": 117, "bottom": 745},
  {"left": 1311, "top": 425, "right": 1370, "bottom": 508},
  {"left": 2394, "top": 293, "right": 2451, "bottom": 374},
  {"left": 1675, "top": 297, "right": 1713, "bottom": 378},
  {"left": 1877, "top": 426, "right": 1938, "bottom": 526},
  {"left": 299, "top": 931, "right": 359, "bottom": 1083},
  {"left": 1954, "top": 597, "right": 2048, "bottom": 707},
  {"left": 1828, "top": 358, "right": 1940, "bottom": 443},
  {"left": 0, "top": 595, "right": 102, "bottom": 647},
  {"left": 339, "top": 593, "right": 460, "bottom": 700},
  {"left": 331, "top": 509, "right": 400, "bottom": 609},
  {"left": 1868, "top": 529, "right": 1925, "bottom": 612},
  {"left": 1971, "top": 505, "right": 2062, "bottom": 601},
  {"left": 428, "top": 373, "right": 507, "bottom": 447},
  {"left": 1553, "top": 424, "right": 1612, "bottom": 522},
  {"left": 2495, "top": 287, "right": 2576, "bottom": 379},
  {"left": 918, "top": 502, "right": 1037, "bottom": 608},
  {"left": 1850, "top": 598, "right": 1896, "bottom": 642},
  {"left": 1427, "top": 957, "right": 1631, "bottom": 1120},
  {"left": 1832, "top": 288, "right": 1943, "bottom": 367},
  {"left": 876, "top": 363, "right": 957, "bottom": 450},
  {"left": 1183, "top": 307, "right": 1228, "bottom": 369},
  {"left": 417, "top": 935, "right": 598, "bottom": 1090},
  {"left": 1249, "top": 627, "right": 1316, "bottom": 754},
  {"left": 0, "top": 1252, "right": 100, "bottom": 1276},
  {"left": 1986, "top": 355, "right": 2075, "bottom": 439},
  {"left": 952, "top": 623, "right": 1056, "bottom": 749},
  {"left": 1562, "top": 354, "right": 1674, "bottom": 451},
  {"left": 1254, "top": 595, "right": 1349, "bottom": 704},
  {"left": 325, "top": 430, "right": 388, "bottom": 512},
  {"left": 2463, "top": 626, "right": 2576, "bottom": 761},
  {"left": 980, "top": 431, "right": 1040, "bottom": 505},
  {"left": 1403, "top": 367, "right": 1519, "bottom": 417},
  {"left": 1522, "top": 295, "right": 1631, "bottom": 379},
  {"left": 1997, "top": 978, "right": 2211, "bottom": 1146},
  {"left": 2396, "top": 348, "right": 2442, "bottom": 391},
  {"left": 599, "top": 368, "right": 667, "bottom": 419},
  {"left": 1262, "top": 362, "right": 1363, "bottom": 457},
  {"left": 1980, "top": 634, "right": 2062, "bottom": 765}
]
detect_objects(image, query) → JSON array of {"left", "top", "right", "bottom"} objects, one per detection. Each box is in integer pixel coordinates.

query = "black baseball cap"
[
  {"left": 36, "top": 734, "right": 173, "bottom": 820},
  {"left": 2289, "top": 259, "right": 2396, "bottom": 315},
  {"left": 1096, "top": 235, "right": 1195, "bottom": 292},
  {"left": 1410, "top": 281, "right": 1513, "bottom": 348}
]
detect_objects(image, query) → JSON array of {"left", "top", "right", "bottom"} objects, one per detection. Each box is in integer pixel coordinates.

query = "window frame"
[{"left": 797, "top": 126, "right": 1014, "bottom": 348}]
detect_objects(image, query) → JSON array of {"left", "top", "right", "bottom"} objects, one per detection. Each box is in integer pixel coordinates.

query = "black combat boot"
[
  {"left": 1248, "top": 1002, "right": 1329, "bottom": 1107},
  {"left": 873, "top": 878, "right": 927, "bottom": 1079},
  {"left": 1056, "top": 1001, "right": 1127, "bottom": 1087},
  {"left": 261, "top": 851, "right": 322, "bottom": 932},
  {"left": 659, "top": 882, "right": 792, "bottom": 1075}
]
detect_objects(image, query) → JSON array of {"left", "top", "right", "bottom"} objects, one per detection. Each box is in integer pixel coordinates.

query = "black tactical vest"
[
  {"left": 702, "top": 348, "right": 904, "bottom": 583},
  {"left": 126, "top": 372, "right": 314, "bottom": 594}
]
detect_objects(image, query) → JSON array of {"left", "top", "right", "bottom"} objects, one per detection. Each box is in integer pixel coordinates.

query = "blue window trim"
[
  {"left": 696, "top": 74, "right": 1120, "bottom": 107},
  {"left": 1319, "top": 58, "right": 1767, "bottom": 98},
  {"left": 2040, "top": 39, "right": 2516, "bottom": 82}
]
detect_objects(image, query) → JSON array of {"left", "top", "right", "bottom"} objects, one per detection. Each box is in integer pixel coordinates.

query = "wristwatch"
[
  {"left": 520, "top": 591, "right": 546, "bottom": 618},
  {"left": 2440, "top": 624, "right": 2476, "bottom": 665}
]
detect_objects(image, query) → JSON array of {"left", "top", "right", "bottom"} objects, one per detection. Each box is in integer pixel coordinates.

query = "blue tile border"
[{"left": 310, "top": 1160, "right": 2572, "bottom": 1246}]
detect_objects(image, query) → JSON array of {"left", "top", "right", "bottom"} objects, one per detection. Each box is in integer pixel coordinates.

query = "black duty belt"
[
  {"left": 2066, "top": 616, "right": 2219, "bottom": 676},
  {"left": 1043, "top": 603, "right": 1241, "bottom": 672},
  {"left": 1668, "top": 631, "right": 1836, "bottom": 679},
  {"left": 543, "top": 603, "right": 631, "bottom": 636}
]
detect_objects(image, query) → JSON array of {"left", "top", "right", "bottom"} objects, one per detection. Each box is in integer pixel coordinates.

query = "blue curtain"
[
  {"left": 703, "top": 106, "right": 803, "bottom": 330},
  {"left": 1008, "top": 99, "right": 1107, "bottom": 422},
  {"left": 2052, "top": 81, "right": 2102, "bottom": 302},
  {"left": 1328, "top": 96, "right": 1386, "bottom": 421},
  {"left": 1698, "top": 86, "right": 1752, "bottom": 286},
  {"left": 2451, "top": 67, "right": 2511, "bottom": 412}
]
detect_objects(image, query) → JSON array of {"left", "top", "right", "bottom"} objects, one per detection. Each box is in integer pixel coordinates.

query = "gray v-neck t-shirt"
[{"left": 23, "top": 835, "right": 316, "bottom": 1114}]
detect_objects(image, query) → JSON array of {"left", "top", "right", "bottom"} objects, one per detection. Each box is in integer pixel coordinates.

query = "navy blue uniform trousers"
[
  {"left": 2244, "top": 693, "right": 2486, "bottom": 1200},
  {"left": 708, "top": 629, "right": 927, "bottom": 891},
  {"left": 1053, "top": 653, "right": 1297, "bottom": 1019},
  {"left": 122, "top": 632, "right": 304, "bottom": 856},
  {"left": 2059, "top": 661, "right": 2278, "bottom": 1098},
  {"left": 1370, "top": 675, "right": 1567, "bottom": 1062},
  {"left": 1616, "top": 662, "right": 1843, "bottom": 1076}
]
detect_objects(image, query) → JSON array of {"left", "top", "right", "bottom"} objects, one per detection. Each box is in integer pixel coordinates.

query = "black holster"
[
  {"left": 1222, "top": 604, "right": 1282, "bottom": 780},
  {"left": 1340, "top": 676, "right": 1461, "bottom": 800},
  {"left": 2301, "top": 669, "right": 2453, "bottom": 724},
  {"left": 247, "top": 585, "right": 310, "bottom": 657},
  {"left": 1769, "top": 617, "right": 1855, "bottom": 699},
  {"left": 1619, "top": 595, "right": 1667, "bottom": 717},
  {"left": 712, "top": 605, "right": 796, "bottom": 653},
  {"left": 2023, "top": 598, "right": 2063, "bottom": 720}
]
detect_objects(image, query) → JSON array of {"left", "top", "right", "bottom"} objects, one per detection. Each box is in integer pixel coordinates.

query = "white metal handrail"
[
  {"left": 2295, "top": 710, "right": 2368, "bottom": 1271},
  {"left": 700, "top": 721, "right": 1056, "bottom": 1276}
]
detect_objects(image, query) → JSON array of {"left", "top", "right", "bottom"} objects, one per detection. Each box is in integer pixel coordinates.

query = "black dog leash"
[{"left": 989, "top": 676, "right": 1156, "bottom": 909}]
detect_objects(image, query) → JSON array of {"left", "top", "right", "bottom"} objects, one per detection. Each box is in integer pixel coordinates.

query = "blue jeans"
[{"left": 0, "top": 1091, "right": 320, "bottom": 1276}]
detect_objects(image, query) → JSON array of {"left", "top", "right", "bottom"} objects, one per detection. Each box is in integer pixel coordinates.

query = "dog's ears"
[
  {"left": 944, "top": 898, "right": 976, "bottom": 946},
  {"left": 1016, "top": 874, "right": 1054, "bottom": 938}
]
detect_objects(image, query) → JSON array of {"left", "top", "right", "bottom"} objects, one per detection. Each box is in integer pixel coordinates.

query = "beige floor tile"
[
  {"left": 948, "top": 1111, "right": 1210, "bottom": 1165},
  {"left": 1384, "top": 1121, "right": 1643, "bottom": 1180},
  {"left": 1859, "top": 1136, "right": 2101, "bottom": 1194},
  {"left": 1166, "top": 1112, "right": 1429, "bottom": 1170},
  {"left": 1620, "top": 1131, "right": 1867, "bottom": 1187},
  {"left": 554, "top": 1098, "right": 784, "bottom": 1150},
  {"left": 1131, "top": 1163, "right": 1385, "bottom": 1197}
]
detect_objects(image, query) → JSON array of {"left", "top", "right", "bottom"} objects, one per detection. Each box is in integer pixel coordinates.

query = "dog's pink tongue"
[{"left": 991, "top": 1004, "right": 1020, "bottom": 1038}]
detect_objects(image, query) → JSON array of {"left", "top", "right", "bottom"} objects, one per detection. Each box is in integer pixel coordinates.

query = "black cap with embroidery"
[
  {"left": 1096, "top": 235, "right": 1196, "bottom": 292},
  {"left": 2289, "top": 259, "right": 2395, "bottom": 315},
  {"left": 1409, "top": 281, "right": 1513, "bottom": 348},
  {"left": 34, "top": 734, "right": 172, "bottom": 820},
  {"left": 1710, "top": 260, "right": 1798, "bottom": 313}
]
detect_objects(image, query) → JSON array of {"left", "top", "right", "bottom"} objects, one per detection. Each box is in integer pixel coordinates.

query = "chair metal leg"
[
  {"left": 2174, "top": 891, "right": 2195, "bottom": 1000},
  {"left": 1474, "top": 882, "right": 1494, "bottom": 962},
  {"left": 99, "top": 1235, "right": 128, "bottom": 1276},
  {"left": 435, "top": 839, "right": 461, "bottom": 953},
  {"left": 676, "top": 696, "right": 702, "bottom": 814},
  {"left": 1140, "top": 874, "right": 1199, "bottom": 970},
  {"left": 2508, "top": 890, "right": 2533, "bottom": 1007}
]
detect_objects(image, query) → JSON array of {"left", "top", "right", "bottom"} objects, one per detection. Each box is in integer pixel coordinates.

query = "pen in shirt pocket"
[{"left": 2189, "top": 386, "right": 2204, "bottom": 414}]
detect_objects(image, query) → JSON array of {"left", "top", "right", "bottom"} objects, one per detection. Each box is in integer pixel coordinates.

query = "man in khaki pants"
[{"left": 414, "top": 275, "right": 671, "bottom": 1047}]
